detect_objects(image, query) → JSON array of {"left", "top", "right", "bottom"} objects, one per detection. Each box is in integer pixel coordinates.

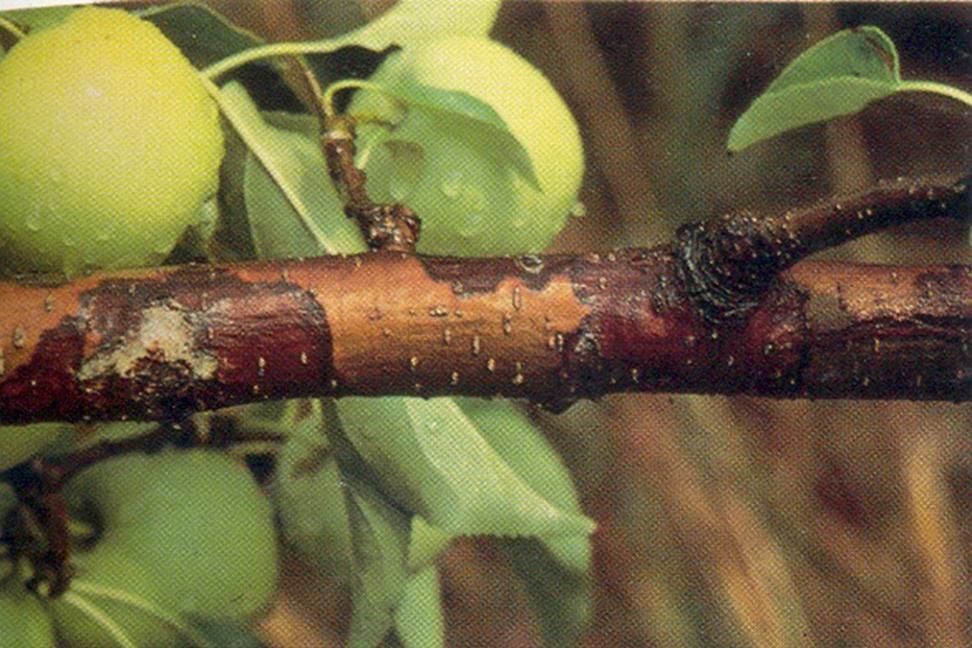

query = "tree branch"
[
  {"left": 0, "top": 175, "right": 968, "bottom": 423},
  {"left": 674, "top": 174, "right": 969, "bottom": 321}
]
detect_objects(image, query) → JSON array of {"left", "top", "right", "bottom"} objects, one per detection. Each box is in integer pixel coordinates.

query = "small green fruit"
[
  {"left": 49, "top": 549, "right": 177, "bottom": 648},
  {"left": 0, "top": 422, "right": 68, "bottom": 471},
  {"left": 352, "top": 36, "right": 584, "bottom": 256},
  {"left": 0, "top": 577, "right": 56, "bottom": 648},
  {"left": 0, "top": 7, "right": 224, "bottom": 275},
  {"left": 65, "top": 449, "right": 278, "bottom": 620},
  {"left": 275, "top": 445, "right": 354, "bottom": 582}
]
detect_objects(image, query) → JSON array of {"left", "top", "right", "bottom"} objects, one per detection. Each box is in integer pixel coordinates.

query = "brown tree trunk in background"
[{"left": 0, "top": 175, "right": 968, "bottom": 424}]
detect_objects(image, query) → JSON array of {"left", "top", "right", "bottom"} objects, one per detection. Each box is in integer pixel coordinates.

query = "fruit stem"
[
  {"left": 0, "top": 15, "right": 27, "bottom": 42},
  {"left": 322, "top": 79, "right": 400, "bottom": 119}
]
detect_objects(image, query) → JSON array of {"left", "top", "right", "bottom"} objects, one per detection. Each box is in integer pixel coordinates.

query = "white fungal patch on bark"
[{"left": 78, "top": 303, "right": 218, "bottom": 382}]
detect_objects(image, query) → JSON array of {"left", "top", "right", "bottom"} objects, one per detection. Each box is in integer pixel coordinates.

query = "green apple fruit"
[
  {"left": 0, "top": 576, "right": 56, "bottom": 648},
  {"left": 0, "top": 422, "right": 69, "bottom": 471},
  {"left": 351, "top": 35, "right": 584, "bottom": 256},
  {"left": 63, "top": 449, "right": 278, "bottom": 620},
  {"left": 0, "top": 7, "right": 224, "bottom": 275},
  {"left": 48, "top": 549, "right": 177, "bottom": 648}
]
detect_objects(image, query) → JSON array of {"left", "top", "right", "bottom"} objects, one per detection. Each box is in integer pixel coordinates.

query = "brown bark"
[{"left": 0, "top": 176, "right": 968, "bottom": 424}]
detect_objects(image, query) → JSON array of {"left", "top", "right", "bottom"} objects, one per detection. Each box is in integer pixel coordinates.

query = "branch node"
[
  {"left": 673, "top": 210, "right": 789, "bottom": 323},
  {"left": 674, "top": 173, "right": 970, "bottom": 323}
]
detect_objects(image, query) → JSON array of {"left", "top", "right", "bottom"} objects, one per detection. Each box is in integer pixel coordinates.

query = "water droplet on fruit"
[
  {"left": 25, "top": 205, "right": 42, "bottom": 232},
  {"left": 389, "top": 172, "right": 410, "bottom": 202},
  {"left": 441, "top": 170, "right": 463, "bottom": 199},
  {"left": 570, "top": 200, "right": 586, "bottom": 218},
  {"left": 458, "top": 211, "right": 484, "bottom": 238},
  {"left": 467, "top": 189, "right": 486, "bottom": 212}
]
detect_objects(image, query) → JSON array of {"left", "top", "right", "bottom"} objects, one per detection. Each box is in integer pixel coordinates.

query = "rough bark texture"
[
  {"left": 673, "top": 174, "right": 970, "bottom": 321},
  {"left": 0, "top": 174, "right": 968, "bottom": 423},
  {"left": 0, "top": 252, "right": 967, "bottom": 424}
]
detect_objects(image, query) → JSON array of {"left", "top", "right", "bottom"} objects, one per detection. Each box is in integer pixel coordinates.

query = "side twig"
[
  {"left": 303, "top": 63, "right": 421, "bottom": 253},
  {"left": 673, "top": 174, "right": 970, "bottom": 322}
]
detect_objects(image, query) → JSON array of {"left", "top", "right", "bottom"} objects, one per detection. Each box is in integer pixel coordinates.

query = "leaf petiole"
[
  {"left": 0, "top": 15, "right": 27, "bottom": 41},
  {"left": 322, "top": 79, "right": 404, "bottom": 120},
  {"left": 201, "top": 39, "right": 353, "bottom": 81},
  {"left": 896, "top": 79, "right": 972, "bottom": 108}
]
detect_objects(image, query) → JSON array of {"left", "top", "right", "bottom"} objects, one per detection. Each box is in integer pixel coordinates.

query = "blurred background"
[{"left": 205, "top": 2, "right": 970, "bottom": 646}]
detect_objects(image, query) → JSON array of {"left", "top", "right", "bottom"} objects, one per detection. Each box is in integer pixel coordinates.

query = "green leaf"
[
  {"left": 344, "top": 0, "right": 500, "bottom": 52},
  {"left": 341, "top": 469, "right": 412, "bottom": 648},
  {"left": 362, "top": 82, "right": 541, "bottom": 190},
  {"left": 0, "top": 6, "right": 72, "bottom": 33},
  {"left": 393, "top": 566, "right": 445, "bottom": 648},
  {"left": 725, "top": 25, "right": 972, "bottom": 151},
  {"left": 503, "top": 538, "right": 592, "bottom": 647},
  {"left": 455, "top": 399, "right": 592, "bottom": 573},
  {"left": 212, "top": 117, "right": 257, "bottom": 261},
  {"left": 140, "top": 2, "right": 264, "bottom": 70},
  {"left": 275, "top": 449, "right": 351, "bottom": 582},
  {"left": 407, "top": 516, "right": 453, "bottom": 573},
  {"left": 274, "top": 401, "right": 355, "bottom": 583},
  {"left": 202, "top": 0, "right": 500, "bottom": 80},
  {"left": 275, "top": 400, "right": 452, "bottom": 592},
  {"left": 215, "top": 82, "right": 362, "bottom": 258},
  {"left": 770, "top": 26, "right": 899, "bottom": 89},
  {"left": 179, "top": 618, "right": 267, "bottom": 648},
  {"left": 335, "top": 397, "right": 595, "bottom": 539},
  {"left": 449, "top": 401, "right": 593, "bottom": 645},
  {"left": 374, "top": 139, "right": 427, "bottom": 195},
  {"left": 728, "top": 26, "right": 901, "bottom": 152},
  {"left": 273, "top": 400, "right": 443, "bottom": 648}
]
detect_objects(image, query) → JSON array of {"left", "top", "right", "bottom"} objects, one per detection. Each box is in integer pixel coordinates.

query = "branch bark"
[{"left": 0, "top": 175, "right": 968, "bottom": 424}]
